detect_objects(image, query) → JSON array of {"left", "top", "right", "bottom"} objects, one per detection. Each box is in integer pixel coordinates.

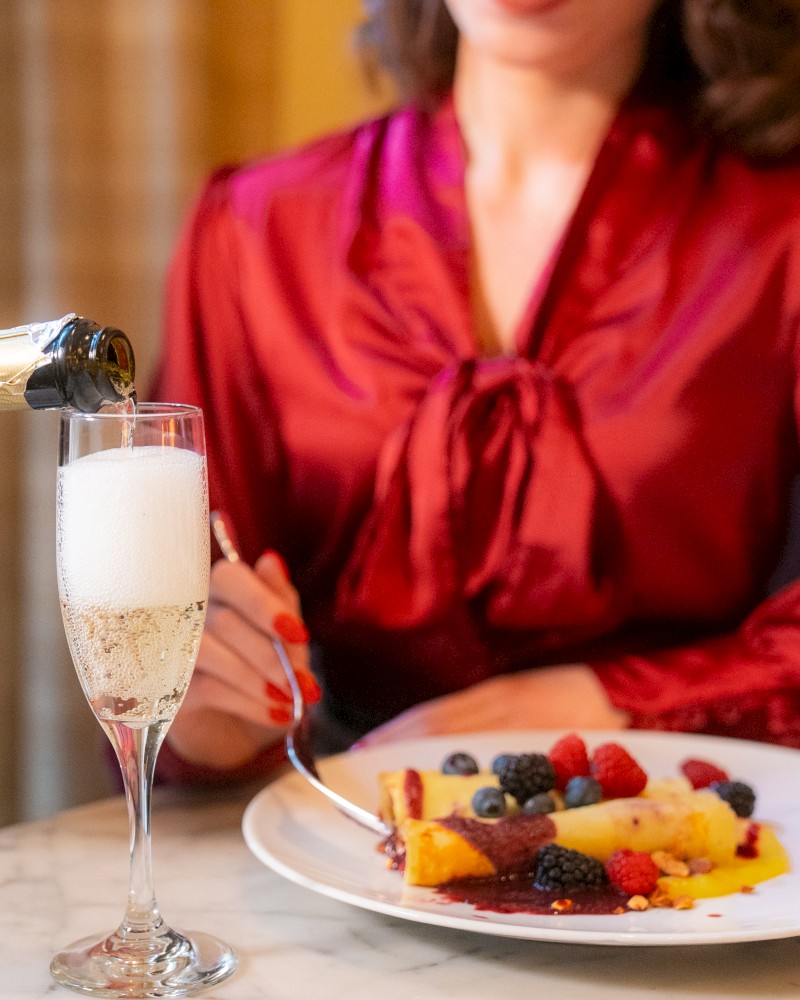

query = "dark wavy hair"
[{"left": 356, "top": 0, "right": 800, "bottom": 159}]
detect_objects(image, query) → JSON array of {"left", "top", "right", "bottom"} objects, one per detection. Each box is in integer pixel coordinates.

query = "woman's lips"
[{"left": 492, "top": 0, "right": 567, "bottom": 15}]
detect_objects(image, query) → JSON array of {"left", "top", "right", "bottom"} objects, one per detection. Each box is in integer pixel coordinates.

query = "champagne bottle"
[{"left": 0, "top": 314, "right": 135, "bottom": 413}]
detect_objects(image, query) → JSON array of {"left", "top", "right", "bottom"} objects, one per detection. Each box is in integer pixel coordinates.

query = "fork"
[{"left": 209, "top": 512, "right": 391, "bottom": 837}]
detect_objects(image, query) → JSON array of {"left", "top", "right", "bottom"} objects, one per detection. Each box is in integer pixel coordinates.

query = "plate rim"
[{"left": 242, "top": 729, "right": 800, "bottom": 947}]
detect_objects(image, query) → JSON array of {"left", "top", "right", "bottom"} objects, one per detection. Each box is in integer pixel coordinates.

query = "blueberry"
[
  {"left": 709, "top": 780, "right": 756, "bottom": 818},
  {"left": 522, "top": 792, "right": 556, "bottom": 815},
  {"left": 471, "top": 786, "right": 507, "bottom": 818},
  {"left": 491, "top": 753, "right": 516, "bottom": 776},
  {"left": 563, "top": 775, "right": 603, "bottom": 809},
  {"left": 441, "top": 752, "right": 479, "bottom": 776}
]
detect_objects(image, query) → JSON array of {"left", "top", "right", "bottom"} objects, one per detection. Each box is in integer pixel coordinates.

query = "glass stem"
[{"left": 105, "top": 719, "right": 169, "bottom": 938}]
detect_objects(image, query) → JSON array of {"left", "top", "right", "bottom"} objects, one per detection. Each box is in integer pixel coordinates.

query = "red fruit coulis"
[
  {"left": 436, "top": 877, "right": 630, "bottom": 915},
  {"left": 438, "top": 814, "right": 556, "bottom": 874},
  {"left": 403, "top": 769, "right": 424, "bottom": 820},
  {"left": 434, "top": 814, "right": 629, "bottom": 915}
]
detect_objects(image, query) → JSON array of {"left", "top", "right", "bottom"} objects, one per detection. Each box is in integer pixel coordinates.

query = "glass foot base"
[{"left": 50, "top": 925, "right": 237, "bottom": 998}]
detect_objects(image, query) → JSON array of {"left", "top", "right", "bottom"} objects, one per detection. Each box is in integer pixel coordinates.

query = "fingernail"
[
  {"left": 262, "top": 549, "right": 291, "bottom": 582},
  {"left": 265, "top": 681, "right": 292, "bottom": 704},
  {"left": 296, "top": 669, "right": 322, "bottom": 704},
  {"left": 269, "top": 707, "right": 292, "bottom": 725},
  {"left": 274, "top": 612, "right": 309, "bottom": 644}
]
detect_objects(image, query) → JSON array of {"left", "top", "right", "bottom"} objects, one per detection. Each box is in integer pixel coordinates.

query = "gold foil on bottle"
[{"left": 0, "top": 332, "right": 46, "bottom": 411}]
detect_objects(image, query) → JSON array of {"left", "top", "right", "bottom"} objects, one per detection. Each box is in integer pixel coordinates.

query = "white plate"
[{"left": 242, "top": 730, "right": 800, "bottom": 946}]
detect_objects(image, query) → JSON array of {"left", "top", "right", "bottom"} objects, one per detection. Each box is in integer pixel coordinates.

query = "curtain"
[{"left": 0, "top": 0, "right": 389, "bottom": 825}]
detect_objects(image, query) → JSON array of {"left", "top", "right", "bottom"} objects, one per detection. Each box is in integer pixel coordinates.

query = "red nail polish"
[
  {"left": 262, "top": 549, "right": 291, "bottom": 582},
  {"left": 269, "top": 707, "right": 292, "bottom": 725},
  {"left": 265, "top": 681, "right": 292, "bottom": 704},
  {"left": 274, "top": 612, "right": 309, "bottom": 644},
  {"left": 296, "top": 670, "right": 322, "bottom": 705}
]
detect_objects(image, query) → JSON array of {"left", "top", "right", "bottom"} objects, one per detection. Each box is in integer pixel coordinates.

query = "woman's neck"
[
  {"left": 453, "top": 39, "right": 643, "bottom": 184},
  {"left": 453, "top": 39, "right": 646, "bottom": 355}
]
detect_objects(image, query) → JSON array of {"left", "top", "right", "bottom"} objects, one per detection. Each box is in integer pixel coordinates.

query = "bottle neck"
[{"left": 24, "top": 317, "right": 136, "bottom": 411}]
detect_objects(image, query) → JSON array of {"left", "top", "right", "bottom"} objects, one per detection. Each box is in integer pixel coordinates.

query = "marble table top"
[{"left": 1, "top": 781, "right": 799, "bottom": 999}]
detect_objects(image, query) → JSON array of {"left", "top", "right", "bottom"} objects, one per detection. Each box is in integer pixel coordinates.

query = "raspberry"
[
  {"left": 534, "top": 844, "right": 607, "bottom": 892},
  {"left": 605, "top": 849, "right": 660, "bottom": 896},
  {"left": 497, "top": 753, "right": 556, "bottom": 805},
  {"left": 548, "top": 732, "right": 590, "bottom": 791},
  {"left": 680, "top": 758, "right": 729, "bottom": 789},
  {"left": 589, "top": 742, "right": 648, "bottom": 798}
]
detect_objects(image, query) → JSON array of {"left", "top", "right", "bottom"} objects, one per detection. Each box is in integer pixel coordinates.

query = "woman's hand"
[
  {"left": 355, "top": 664, "right": 628, "bottom": 748},
  {"left": 166, "top": 550, "right": 321, "bottom": 771}
]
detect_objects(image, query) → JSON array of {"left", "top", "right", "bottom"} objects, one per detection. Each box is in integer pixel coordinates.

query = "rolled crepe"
[{"left": 398, "top": 789, "right": 739, "bottom": 886}]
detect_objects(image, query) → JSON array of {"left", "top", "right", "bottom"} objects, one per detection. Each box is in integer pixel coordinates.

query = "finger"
[
  {"left": 211, "top": 559, "right": 310, "bottom": 650},
  {"left": 254, "top": 549, "right": 301, "bottom": 613},
  {"left": 182, "top": 671, "right": 293, "bottom": 729},
  {"left": 209, "top": 558, "right": 317, "bottom": 694},
  {"left": 205, "top": 602, "right": 291, "bottom": 689},
  {"left": 195, "top": 629, "right": 278, "bottom": 703},
  {"left": 206, "top": 600, "right": 318, "bottom": 701},
  {"left": 194, "top": 632, "right": 296, "bottom": 726}
]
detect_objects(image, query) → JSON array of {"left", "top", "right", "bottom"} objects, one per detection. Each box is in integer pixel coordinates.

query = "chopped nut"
[
  {"left": 687, "top": 857, "right": 713, "bottom": 875},
  {"left": 650, "top": 892, "right": 672, "bottom": 910},
  {"left": 651, "top": 851, "right": 690, "bottom": 877},
  {"left": 740, "top": 885, "right": 755, "bottom": 894},
  {"left": 627, "top": 895, "right": 650, "bottom": 911},
  {"left": 613, "top": 906, "right": 626, "bottom": 915},
  {"left": 551, "top": 898, "right": 574, "bottom": 912},
  {"left": 672, "top": 895, "right": 695, "bottom": 910}
]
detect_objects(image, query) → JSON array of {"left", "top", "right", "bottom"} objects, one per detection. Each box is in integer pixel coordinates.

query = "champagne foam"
[{"left": 57, "top": 446, "right": 210, "bottom": 606}]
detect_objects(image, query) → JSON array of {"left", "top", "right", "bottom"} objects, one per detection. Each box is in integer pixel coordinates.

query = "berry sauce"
[
  {"left": 736, "top": 822, "right": 760, "bottom": 859},
  {"left": 403, "top": 769, "right": 424, "bottom": 820},
  {"left": 432, "top": 814, "right": 630, "bottom": 915},
  {"left": 439, "top": 814, "right": 556, "bottom": 874},
  {"left": 436, "top": 875, "right": 630, "bottom": 915}
]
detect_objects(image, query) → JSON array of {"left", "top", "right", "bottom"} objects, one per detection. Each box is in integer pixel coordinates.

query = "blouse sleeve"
[
  {"left": 595, "top": 311, "right": 800, "bottom": 749},
  {"left": 593, "top": 581, "right": 800, "bottom": 748}
]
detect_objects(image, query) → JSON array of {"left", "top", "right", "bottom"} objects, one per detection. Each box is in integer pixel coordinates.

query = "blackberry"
[
  {"left": 471, "top": 786, "right": 507, "bottom": 818},
  {"left": 497, "top": 753, "right": 556, "bottom": 805},
  {"left": 563, "top": 775, "right": 603, "bottom": 809},
  {"left": 522, "top": 792, "right": 556, "bottom": 815},
  {"left": 441, "top": 752, "right": 479, "bottom": 776},
  {"left": 534, "top": 844, "right": 607, "bottom": 892},
  {"left": 709, "top": 780, "right": 756, "bottom": 818}
]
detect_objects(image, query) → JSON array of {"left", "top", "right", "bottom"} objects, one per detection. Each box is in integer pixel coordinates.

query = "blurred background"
[{"left": 0, "top": 0, "right": 392, "bottom": 826}]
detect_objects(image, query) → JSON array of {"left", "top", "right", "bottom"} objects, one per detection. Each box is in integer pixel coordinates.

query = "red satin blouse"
[{"left": 152, "top": 92, "right": 800, "bottom": 759}]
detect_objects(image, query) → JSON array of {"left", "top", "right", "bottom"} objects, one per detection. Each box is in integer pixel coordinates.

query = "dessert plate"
[{"left": 242, "top": 730, "right": 800, "bottom": 946}]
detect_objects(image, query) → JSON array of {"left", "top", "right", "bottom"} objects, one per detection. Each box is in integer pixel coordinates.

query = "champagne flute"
[{"left": 51, "top": 402, "right": 237, "bottom": 997}]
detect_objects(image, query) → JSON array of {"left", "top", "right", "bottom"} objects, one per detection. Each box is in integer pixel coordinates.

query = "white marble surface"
[{"left": 0, "top": 782, "right": 799, "bottom": 999}]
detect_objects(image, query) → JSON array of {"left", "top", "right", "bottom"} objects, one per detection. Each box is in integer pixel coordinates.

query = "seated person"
[{"left": 150, "top": 0, "right": 800, "bottom": 779}]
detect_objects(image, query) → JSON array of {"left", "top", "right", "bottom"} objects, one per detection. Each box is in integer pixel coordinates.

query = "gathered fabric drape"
[{"left": 0, "top": 0, "right": 384, "bottom": 824}]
